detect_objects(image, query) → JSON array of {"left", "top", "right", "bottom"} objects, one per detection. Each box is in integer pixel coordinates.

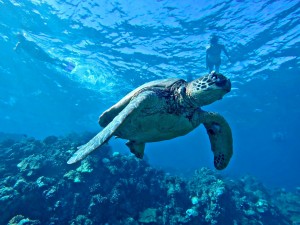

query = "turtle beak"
[
  {"left": 216, "top": 78, "right": 231, "bottom": 92},
  {"left": 225, "top": 79, "right": 231, "bottom": 92}
]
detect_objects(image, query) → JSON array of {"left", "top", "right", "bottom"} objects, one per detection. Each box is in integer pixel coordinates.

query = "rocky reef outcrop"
[{"left": 0, "top": 133, "right": 298, "bottom": 224}]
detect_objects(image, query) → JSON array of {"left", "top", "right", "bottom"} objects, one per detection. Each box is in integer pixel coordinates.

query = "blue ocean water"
[{"left": 0, "top": 0, "right": 299, "bottom": 193}]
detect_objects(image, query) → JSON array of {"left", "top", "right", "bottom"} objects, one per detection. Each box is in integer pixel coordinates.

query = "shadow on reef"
[{"left": 0, "top": 133, "right": 299, "bottom": 225}]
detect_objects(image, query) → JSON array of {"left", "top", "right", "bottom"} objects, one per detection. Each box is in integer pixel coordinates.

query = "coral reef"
[
  {"left": 272, "top": 188, "right": 300, "bottom": 225},
  {"left": 0, "top": 132, "right": 297, "bottom": 224}
]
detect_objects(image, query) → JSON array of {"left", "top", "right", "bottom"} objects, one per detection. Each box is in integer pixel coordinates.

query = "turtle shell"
[{"left": 99, "top": 78, "right": 182, "bottom": 127}]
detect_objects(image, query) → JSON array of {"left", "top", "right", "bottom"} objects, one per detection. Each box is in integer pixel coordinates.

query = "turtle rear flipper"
[
  {"left": 67, "top": 91, "right": 155, "bottom": 164},
  {"left": 126, "top": 141, "right": 145, "bottom": 159}
]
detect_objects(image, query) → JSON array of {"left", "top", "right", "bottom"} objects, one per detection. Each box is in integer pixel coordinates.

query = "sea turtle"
[{"left": 68, "top": 71, "right": 233, "bottom": 170}]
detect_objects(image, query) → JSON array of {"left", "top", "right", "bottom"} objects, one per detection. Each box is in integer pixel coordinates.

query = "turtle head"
[{"left": 186, "top": 71, "right": 231, "bottom": 107}]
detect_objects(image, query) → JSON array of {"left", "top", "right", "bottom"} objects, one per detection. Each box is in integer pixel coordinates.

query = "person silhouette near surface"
[
  {"left": 14, "top": 32, "right": 75, "bottom": 72},
  {"left": 206, "top": 35, "right": 231, "bottom": 73}
]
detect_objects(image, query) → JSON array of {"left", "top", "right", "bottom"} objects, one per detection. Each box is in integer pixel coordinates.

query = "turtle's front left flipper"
[
  {"left": 67, "top": 91, "right": 154, "bottom": 164},
  {"left": 193, "top": 110, "right": 233, "bottom": 170}
]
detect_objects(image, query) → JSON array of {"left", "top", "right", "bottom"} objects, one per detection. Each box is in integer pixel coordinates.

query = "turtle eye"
[{"left": 211, "top": 73, "right": 218, "bottom": 80}]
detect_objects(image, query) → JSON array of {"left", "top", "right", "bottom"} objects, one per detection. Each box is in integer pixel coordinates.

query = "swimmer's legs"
[
  {"left": 215, "top": 60, "right": 221, "bottom": 73},
  {"left": 208, "top": 62, "right": 214, "bottom": 73}
]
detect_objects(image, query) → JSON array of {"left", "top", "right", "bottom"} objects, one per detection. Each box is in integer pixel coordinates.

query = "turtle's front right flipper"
[
  {"left": 67, "top": 91, "right": 154, "bottom": 164},
  {"left": 193, "top": 110, "right": 233, "bottom": 170}
]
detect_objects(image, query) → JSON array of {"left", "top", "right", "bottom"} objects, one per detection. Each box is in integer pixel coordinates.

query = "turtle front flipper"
[
  {"left": 67, "top": 91, "right": 155, "bottom": 164},
  {"left": 193, "top": 110, "right": 233, "bottom": 170}
]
